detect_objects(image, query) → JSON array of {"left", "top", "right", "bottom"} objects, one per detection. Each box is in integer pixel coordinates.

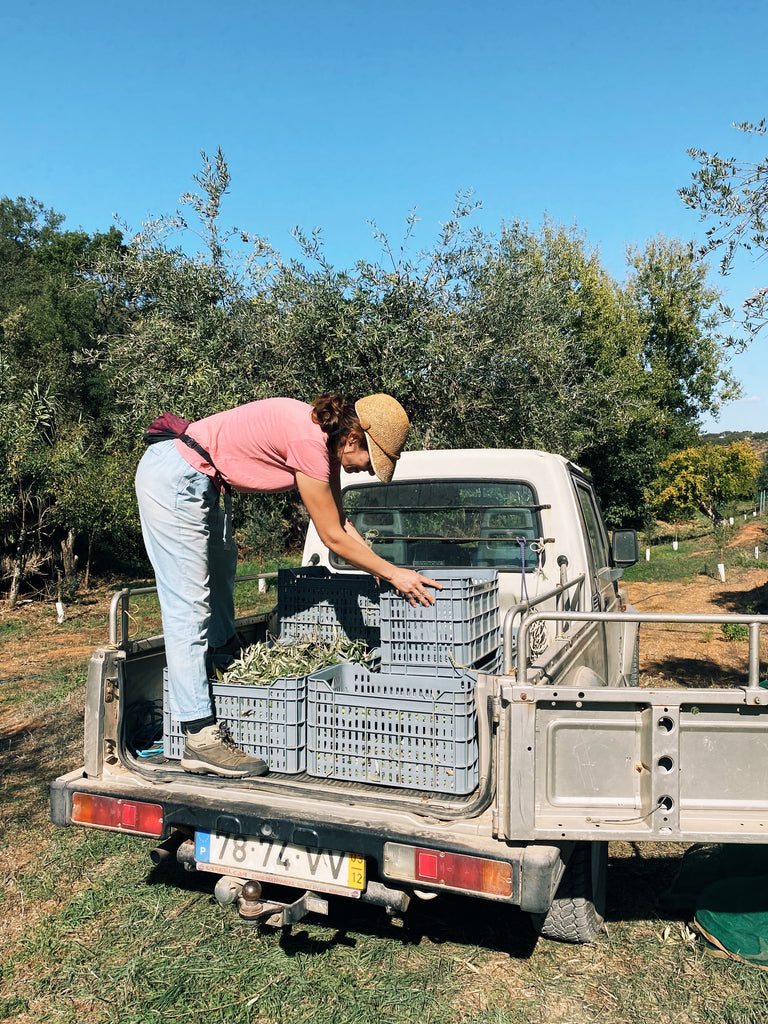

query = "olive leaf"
[{"left": 222, "top": 631, "right": 376, "bottom": 686}]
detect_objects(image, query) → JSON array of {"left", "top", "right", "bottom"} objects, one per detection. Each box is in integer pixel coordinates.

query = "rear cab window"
[{"left": 335, "top": 479, "right": 545, "bottom": 571}]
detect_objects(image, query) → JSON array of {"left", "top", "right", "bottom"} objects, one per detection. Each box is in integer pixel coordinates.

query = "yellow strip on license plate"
[{"left": 195, "top": 831, "right": 366, "bottom": 896}]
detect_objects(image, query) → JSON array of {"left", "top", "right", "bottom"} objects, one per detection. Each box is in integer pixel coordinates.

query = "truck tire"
[{"left": 529, "top": 842, "right": 607, "bottom": 944}]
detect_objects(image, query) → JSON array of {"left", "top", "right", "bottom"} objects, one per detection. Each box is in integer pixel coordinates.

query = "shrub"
[{"left": 720, "top": 623, "right": 749, "bottom": 642}]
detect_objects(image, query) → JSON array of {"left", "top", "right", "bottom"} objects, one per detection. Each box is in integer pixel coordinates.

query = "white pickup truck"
[{"left": 50, "top": 449, "right": 768, "bottom": 944}]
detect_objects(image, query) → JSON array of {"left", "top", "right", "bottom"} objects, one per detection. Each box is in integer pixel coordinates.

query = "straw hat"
[{"left": 354, "top": 394, "right": 410, "bottom": 483}]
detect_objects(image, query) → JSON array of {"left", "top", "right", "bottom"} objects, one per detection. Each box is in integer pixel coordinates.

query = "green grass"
[
  {"left": 6, "top": 883, "right": 476, "bottom": 1023},
  {"left": 0, "top": 620, "right": 26, "bottom": 641},
  {"left": 1, "top": 669, "right": 86, "bottom": 714},
  {"left": 623, "top": 520, "right": 768, "bottom": 585},
  {"left": 28, "top": 666, "right": 88, "bottom": 706},
  {"left": 234, "top": 554, "right": 302, "bottom": 616},
  {"left": 3, "top": 836, "right": 767, "bottom": 1024},
  {"left": 622, "top": 534, "right": 718, "bottom": 584}
]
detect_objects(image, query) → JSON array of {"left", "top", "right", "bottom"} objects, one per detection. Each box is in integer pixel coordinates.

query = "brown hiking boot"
[{"left": 180, "top": 723, "right": 269, "bottom": 778}]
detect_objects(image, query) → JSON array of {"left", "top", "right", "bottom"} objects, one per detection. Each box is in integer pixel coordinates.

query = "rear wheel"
[{"left": 529, "top": 842, "right": 607, "bottom": 944}]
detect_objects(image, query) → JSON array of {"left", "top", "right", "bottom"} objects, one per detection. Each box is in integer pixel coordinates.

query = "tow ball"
[{"left": 213, "top": 874, "right": 329, "bottom": 926}]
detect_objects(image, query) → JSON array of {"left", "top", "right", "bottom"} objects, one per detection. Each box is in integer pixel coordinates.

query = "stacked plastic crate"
[
  {"left": 302, "top": 567, "right": 501, "bottom": 794},
  {"left": 163, "top": 568, "right": 380, "bottom": 771},
  {"left": 276, "top": 566, "right": 381, "bottom": 647},
  {"left": 163, "top": 567, "right": 501, "bottom": 791}
]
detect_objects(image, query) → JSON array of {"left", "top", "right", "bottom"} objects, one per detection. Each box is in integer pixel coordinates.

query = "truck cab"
[{"left": 304, "top": 449, "right": 638, "bottom": 695}]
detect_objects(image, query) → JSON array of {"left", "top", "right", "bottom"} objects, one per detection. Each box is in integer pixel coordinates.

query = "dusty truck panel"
[
  {"left": 51, "top": 449, "right": 768, "bottom": 945},
  {"left": 500, "top": 608, "right": 768, "bottom": 844}
]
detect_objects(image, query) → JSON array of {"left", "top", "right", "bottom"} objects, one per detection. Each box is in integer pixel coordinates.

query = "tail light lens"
[
  {"left": 71, "top": 793, "right": 163, "bottom": 837},
  {"left": 384, "top": 843, "right": 513, "bottom": 897}
]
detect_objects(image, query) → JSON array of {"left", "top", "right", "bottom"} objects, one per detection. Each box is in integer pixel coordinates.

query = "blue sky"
[{"left": 3, "top": 0, "right": 767, "bottom": 432}]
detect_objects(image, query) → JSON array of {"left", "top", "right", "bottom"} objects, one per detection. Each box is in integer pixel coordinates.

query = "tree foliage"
[
  {"left": 648, "top": 441, "right": 760, "bottom": 525},
  {"left": 680, "top": 119, "right": 768, "bottom": 339},
  {"left": 0, "top": 198, "right": 127, "bottom": 602},
  {"left": 0, "top": 152, "right": 747, "bottom": 597}
]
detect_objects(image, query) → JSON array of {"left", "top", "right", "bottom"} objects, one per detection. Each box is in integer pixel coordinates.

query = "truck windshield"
[{"left": 336, "top": 479, "right": 543, "bottom": 570}]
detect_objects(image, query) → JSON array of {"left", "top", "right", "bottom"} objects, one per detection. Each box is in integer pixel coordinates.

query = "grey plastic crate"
[
  {"left": 379, "top": 569, "right": 500, "bottom": 674},
  {"left": 277, "top": 567, "right": 381, "bottom": 645},
  {"left": 307, "top": 662, "right": 479, "bottom": 794},
  {"left": 163, "top": 669, "right": 307, "bottom": 773}
]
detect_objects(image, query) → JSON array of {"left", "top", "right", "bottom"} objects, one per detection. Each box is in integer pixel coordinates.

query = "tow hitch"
[
  {"left": 173, "top": 837, "right": 411, "bottom": 926},
  {"left": 223, "top": 878, "right": 331, "bottom": 926}
]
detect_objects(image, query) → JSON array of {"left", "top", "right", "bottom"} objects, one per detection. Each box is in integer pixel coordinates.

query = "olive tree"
[
  {"left": 0, "top": 199, "right": 125, "bottom": 599},
  {"left": 589, "top": 236, "right": 742, "bottom": 527},
  {"left": 680, "top": 119, "right": 768, "bottom": 339},
  {"left": 25, "top": 148, "right": 744, "bottom": 579}
]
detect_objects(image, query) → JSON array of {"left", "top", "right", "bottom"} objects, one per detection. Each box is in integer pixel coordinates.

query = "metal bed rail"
[
  {"left": 108, "top": 572, "right": 279, "bottom": 646},
  {"left": 515, "top": 608, "right": 768, "bottom": 692},
  {"left": 502, "top": 574, "right": 586, "bottom": 675}
]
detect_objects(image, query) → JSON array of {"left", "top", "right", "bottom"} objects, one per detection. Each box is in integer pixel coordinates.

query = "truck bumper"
[{"left": 51, "top": 768, "right": 570, "bottom": 912}]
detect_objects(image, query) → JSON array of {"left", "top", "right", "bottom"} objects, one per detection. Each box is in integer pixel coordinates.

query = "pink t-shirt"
[{"left": 175, "top": 398, "right": 337, "bottom": 493}]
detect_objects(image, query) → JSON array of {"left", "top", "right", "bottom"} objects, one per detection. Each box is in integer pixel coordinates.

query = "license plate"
[{"left": 195, "top": 831, "right": 366, "bottom": 897}]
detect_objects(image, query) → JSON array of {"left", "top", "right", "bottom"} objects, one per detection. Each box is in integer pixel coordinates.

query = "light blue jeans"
[{"left": 135, "top": 440, "right": 237, "bottom": 723}]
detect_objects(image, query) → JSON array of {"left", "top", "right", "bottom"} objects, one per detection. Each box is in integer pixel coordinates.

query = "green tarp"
[{"left": 669, "top": 844, "right": 768, "bottom": 969}]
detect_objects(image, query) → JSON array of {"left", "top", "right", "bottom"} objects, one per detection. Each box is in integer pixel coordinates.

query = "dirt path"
[{"left": 624, "top": 564, "right": 768, "bottom": 687}]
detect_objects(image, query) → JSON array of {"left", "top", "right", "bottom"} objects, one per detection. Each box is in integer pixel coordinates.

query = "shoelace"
[
  {"left": 212, "top": 723, "right": 240, "bottom": 749},
  {"left": 210, "top": 722, "right": 266, "bottom": 763}
]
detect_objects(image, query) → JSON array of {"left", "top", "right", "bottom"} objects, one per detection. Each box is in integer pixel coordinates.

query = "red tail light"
[
  {"left": 71, "top": 793, "right": 163, "bottom": 837},
  {"left": 385, "top": 843, "right": 513, "bottom": 897}
]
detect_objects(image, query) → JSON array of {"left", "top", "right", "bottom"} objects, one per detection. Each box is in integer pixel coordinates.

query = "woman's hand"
[{"left": 388, "top": 567, "right": 442, "bottom": 606}]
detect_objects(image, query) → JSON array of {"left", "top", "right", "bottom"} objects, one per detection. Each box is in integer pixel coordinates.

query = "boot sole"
[{"left": 180, "top": 756, "right": 269, "bottom": 778}]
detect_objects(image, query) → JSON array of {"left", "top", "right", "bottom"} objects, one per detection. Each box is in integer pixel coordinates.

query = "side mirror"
[{"left": 611, "top": 529, "right": 639, "bottom": 567}]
